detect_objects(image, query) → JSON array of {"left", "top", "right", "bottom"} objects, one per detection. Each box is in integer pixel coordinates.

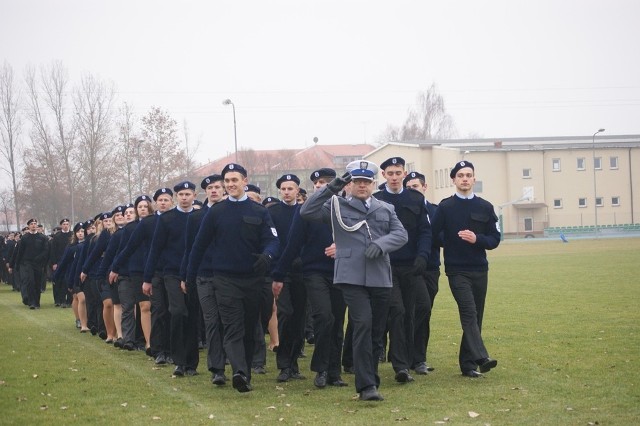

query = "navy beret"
[
  {"left": 450, "top": 161, "right": 474, "bottom": 178},
  {"left": 245, "top": 184, "right": 261, "bottom": 194},
  {"left": 201, "top": 174, "right": 223, "bottom": 189},
  {"left": 403, "top": 171, "right": 426, "bottom": 187},
  {"left": 100, "top": 211, "right": 114, "bottom": 220},
  {"left": 299, "top": 188, "right": 307, "bottom": 195},
  {"left": 276, "top": 174, "right": 300, "bottom": 189},
  {"left": 309, "top": 168, "right": 336, "bottom": 182},
  {"left": 221, "top": 163, "right": 247, "bottom": 178},
  {"left": 73, "top": 222, "right": 84, "bottom": 233},
  {"left": 153, "top": 187, "right": 173, "bottom": 201},
  {"left": 134, "top": 195, "right": 151, "bottom": 208},
  {"left": 173, "top": 181, "right": 196, "bottom": 192},
  {"left": 27, "top": 218, "right": 37, "bottom": 225},
  {"left": 380, "top": 157, "right": 405, "bottom": 170},
  {"left": 111, "top": 205, "right": 126, "bottom": 216},
  {"left": 59, "top": 218, "right": 70, "bottom": 225},
  {"left": 262, "top": 196, "right": 280, "bottom": 206}
]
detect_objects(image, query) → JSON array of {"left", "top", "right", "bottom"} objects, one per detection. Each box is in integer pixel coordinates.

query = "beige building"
[{"left": 364, "top": 134, "right": 640, "bottom": 238}]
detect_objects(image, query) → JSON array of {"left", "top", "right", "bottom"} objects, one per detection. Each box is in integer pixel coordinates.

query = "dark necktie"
[{"left": 361, "top": 199, "right": 369, "bottom": 210}]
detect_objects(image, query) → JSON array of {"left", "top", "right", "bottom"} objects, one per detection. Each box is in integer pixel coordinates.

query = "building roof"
[{"left": 193, "top": 143, "right": 376, "bottom": 177}]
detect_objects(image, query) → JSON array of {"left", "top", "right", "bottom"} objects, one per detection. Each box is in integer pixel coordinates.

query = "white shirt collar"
[
  {"left": 228, "top": 194, "right": 248, "bottom": 202},
  {"left": 455, "top": 192, "right": 475, "bottom": 200}
]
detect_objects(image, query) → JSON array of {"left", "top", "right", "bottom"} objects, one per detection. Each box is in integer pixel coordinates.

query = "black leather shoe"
[
  {"left": 145, "top": 347, "right": 153, "bottom": 357},
  {"left": 252, "top": 366, "right": 266, "bottom": 374},
  {"left": 114, "top": 338, "right": 123, "bottom": 348},
  {"left": 462, "top": 370, "right": 483, "bottom": 378},
  {"left": 232, "top": 373, "right": 252, "bottom": 393},
  {"left": 212, "top": 373, "right": 227, "bottom": 386},
  {"left": 90, "top": 326, "right": 98, "bottom": 336},
  {"left": 314, "top": 371, "right": 327, "bottom": 388},
  {"left": 98, "top": 330, "right": 107, "bottom": 340},
  {"left": 166, "top": 356, "right": 174, "bottom": 365},
  {"left": 413, "top": 362, "right": 429, "bottom": 375},
  {"left": 185, "top": 368, "right": 198, "bottom": 376},
  {"left": 155, "top": 353, "right": 167, "bottom": 365},
  {"left": 359, "top": 385, "right": 384, "bottom": 401},
  {"left": 328, "top": 376, "right": 348, "bottom": 387},
  {"left": 277, "top": 368, "right": 292, "bottom": 382},
  {"left": 290, "top": 370, "right": 306, "bottom": 380},
  {"left": 477, "top": 357, "right": 498, "bottom": 373},
  {"left": 395, "top": 369, "right": 414, "bottom": 383},
  {"left": 29, "top": 305, "right": 36, "bottom": 310},
  {"left": 123, "top": 342, "right": 135, "bottom": 351},
  {"left": 173, "top": 365, "right": 185, "bottom": 377}
]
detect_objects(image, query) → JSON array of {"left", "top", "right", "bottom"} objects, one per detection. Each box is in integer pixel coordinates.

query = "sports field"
[{"left": 0, "top": 237, "right": 639, "bottom": 425}]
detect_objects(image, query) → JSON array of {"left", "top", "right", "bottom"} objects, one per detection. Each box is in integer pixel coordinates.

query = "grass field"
[{"left": 1, "top": 237, "right": 639, "bottom": 425}]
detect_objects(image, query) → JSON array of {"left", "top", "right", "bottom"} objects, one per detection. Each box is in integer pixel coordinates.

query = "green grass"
[{"left": 1, "top": 237, "right": 639, "bottom": 425}]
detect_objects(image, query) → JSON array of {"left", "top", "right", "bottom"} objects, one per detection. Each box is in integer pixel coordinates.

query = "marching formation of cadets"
[{"left": 2, "top": 156, "right": 501, "bottom": 401}]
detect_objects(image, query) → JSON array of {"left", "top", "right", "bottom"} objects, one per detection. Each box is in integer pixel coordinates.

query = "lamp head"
[{"left": 222, "top": 99, "right": 232, "bottom": 105}]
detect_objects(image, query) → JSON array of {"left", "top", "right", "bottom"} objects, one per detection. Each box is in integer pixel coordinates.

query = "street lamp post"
[
  {"left": 592, "top": 128, "right": 605, "bottom": 235},
  {"left": 222, "top": 99, "right": 238, "bottom": 162}
]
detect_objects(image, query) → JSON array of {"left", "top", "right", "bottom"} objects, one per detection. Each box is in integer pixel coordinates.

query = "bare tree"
[
  {"left": 377, "top": 83, "right": 456, "bottom": 144},
  {"left": 182, "top": 118, "right": 202, "bottom": 179},
  {"left": 0, "top": 61, "right": 22, "bottom": 229},
  {"left": 0, "top": 189, "right": 13, "bottom": 232},
  {"left": 141, "top": 107, "right": 185, "bottom": 189},
  {"left": 73, "top": 73, "right": 116, "bottom": 210},
  {"left": 116, "top": 102, "right": 138, "bottom": 201}
]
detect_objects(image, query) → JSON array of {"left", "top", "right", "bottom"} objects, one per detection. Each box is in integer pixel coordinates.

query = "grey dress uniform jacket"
[{"left": 300, "top": 186, "right": 408, "bottom": 287}]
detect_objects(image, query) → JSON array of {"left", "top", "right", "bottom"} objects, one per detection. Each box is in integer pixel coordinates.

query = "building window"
[
  {"left": 577, "top": 158, "right": 586, "bottom": 170},
  {"left": 578, "top": 198, "right": 587, "bottom": 208},
  {"left": 610, "top": 156, "right": 618, "bottom": 169},
  {"left": 524, "top": 217, "right": 533, "bottom": 232},
  {"left": 406, "top": 162, "right": 415, "bottom": 172},
  {"left": 594, "top": 157, "right": 602, "bottom": 170},
  {"left": 553, "top": 199, "right": 562, "bottom": 209},
  {"left": 612, "top": 196, "right": 620, "bottom": 206},
  {"left": 522, "top": 168, "right": 531, "bottom": 178},
  {"left": 552, "top": 158, "right": 561, "bottom": 171},
  {"left": 475, "top": 180, "right": 483, "bottom": 193},
  {"left": 595, "top": 197, "right": 603, "bottom": 207},
  {"left": 434, "top": 171, "right": 439, "bottom": 189}
]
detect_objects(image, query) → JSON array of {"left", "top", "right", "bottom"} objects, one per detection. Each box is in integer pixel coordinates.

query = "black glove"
[
  {"left": 364, "top": 243, "right": 383, "bottom": 259},
  {"left": 327, "top": 172, "right": 352, "bottom": 194},
  {"left": 413, "top": 256, "right": 427, "bottom": 275},
  {"left": 252, "top": 253, "right": 272, "bottom": 276}
]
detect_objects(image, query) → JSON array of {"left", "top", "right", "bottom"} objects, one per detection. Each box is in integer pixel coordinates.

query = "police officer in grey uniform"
[{"left": 300, "top": 160, "right": 408, "bottom": 402}]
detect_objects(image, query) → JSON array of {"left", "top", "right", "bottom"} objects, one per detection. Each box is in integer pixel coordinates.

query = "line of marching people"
[{"left": 8, "top": 156, "right": 500, "bottom": 402}]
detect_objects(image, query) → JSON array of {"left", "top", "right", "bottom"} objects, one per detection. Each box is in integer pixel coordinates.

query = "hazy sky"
[{"left": 2, "top": 0, "right": 639, "bottom": 164}]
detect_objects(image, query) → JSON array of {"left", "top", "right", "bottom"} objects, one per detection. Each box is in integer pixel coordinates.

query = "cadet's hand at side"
[
  {"left": 252, "top": 253, "right": 271, "bottom": 276},
  {"left": 364, "top": 243, "right": 383, "bottom": 259},
  {"left": 413, "top": 256, "right": 427, "bottom": 275},
  {"left": 327, "top": 172, "right": 352, "bottom": 194}
]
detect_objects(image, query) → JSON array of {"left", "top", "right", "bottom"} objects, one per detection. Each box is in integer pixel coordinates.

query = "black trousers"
[
  {"left": 448, "top": 271, "right": 490, "bottom": 372},
  {"left": 213, "top": 274, "right": 261, "bottom": 382},
  {"left": 252, "top": 278, "right": 274, "bottom": 368},
  {"left": 342, "top": 315, "right": 353, "bottom": 369},
  {"left": 387, "top": 264, "right": 419, "bottom": 372},
  {"left": 52, "top": 276, "right": 67, "bottom": 305},
  {"left": 20, "top": 263, "right": 43, "bottom": 308},
  {"left": 412, "top": 269, "right": 439, "bottom": 367},
  {"left": 163, "top": 275, "right": 199, "bottom": 369},
  {"left": 337, "top": 284, "right": 390, "bottom": 393},
  {"left": 85, "top": 278, "right": 104, "bottom": 333},
  {"left": 275, "top": 271, "right": 306, "bottom": 372},
  {"left": 118, "top": 275, "right": 137, "bottom": 346},
  {"left": 150, "top": 273, "right": 171, "bottom": 356},
  {"left": 197, "top": 276, "right": 226, "bottom": 374},
  {"left": 305, "top": 273, "right": 346, "bottom": 378}
]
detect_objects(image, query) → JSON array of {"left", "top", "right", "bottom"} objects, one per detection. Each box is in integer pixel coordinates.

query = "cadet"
[
  {"left": 144, "top": 181, "right": 199, "bottom": 377},
  {"left": 300, "top": 161, "right": 408, "bottom": 402},
  {"left": 10, "top": 219, "right": 49, "bottom": 309},
  {"left": 187, "top": 163, "right": 279, "bottom": 393},
  {"left": 404, "top": 171, "right": 440, "bottom": 374},
  {"left": 269, "top": 174, "right": 307, "bottom": 383},
  {"left": 273, "top": 168, "right": 348, "bottom": 388},
  {"left": 180, "top": 175, "right": 228, "bottom": 385},
  {"left": 374, "top": 157, "right": 432, "bottom": 383},
  {"left": 50, "top": 218, "right": 72, "bottom": 307},
  {"left": 431, "top": 161, "right": 500, "bottom": 378}
]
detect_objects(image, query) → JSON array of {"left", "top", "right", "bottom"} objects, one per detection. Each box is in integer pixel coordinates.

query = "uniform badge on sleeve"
[{"left": 271, "top": 227, "right": 278, "bottom": 237}]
